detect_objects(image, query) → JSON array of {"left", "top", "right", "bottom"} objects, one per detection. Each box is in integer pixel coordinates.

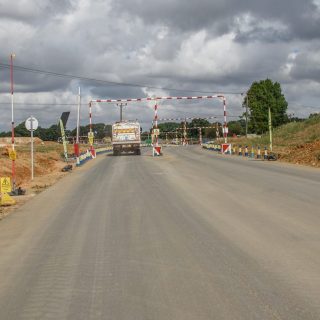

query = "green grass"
[{"left": 230, "top": 115, "right": 320, "bottom": 148}]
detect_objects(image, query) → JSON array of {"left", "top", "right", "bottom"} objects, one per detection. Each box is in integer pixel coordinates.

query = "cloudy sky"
[{"left": 0, "top": 0, "right": 320, "bottom": 131}]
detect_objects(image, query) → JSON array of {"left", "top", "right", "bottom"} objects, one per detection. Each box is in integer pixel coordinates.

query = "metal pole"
[
  {"left": 199, "top": 127, "right": 202, "bottom": 145},
  {"left": 10, "top": 53, "right": 16, "bottom": 190},
  {"left": 31, "top": 118, "right": 34, "bottom": 180},
  {"left": 75, "top": 87, "right": 81, "bottom": 164},
  {"left": 268, "top": 106, "right": 273, "bottom": 151},
  {"left": 183, "top": 118, "right": 187, "bottom": 145},
  {"left": 117, "top": 103, "right": 127, "bottom": 122},
  {"left": 154, "top": 104, "right": 158, "bottom": 147},
  {"left": 222, "top": 97, "right": 228, "bottom": 143},
  {"left": 246, "top": 94, "right": 248, "bottom": 138},
  {"left": 76, "top": 87, "right": 81, "bottom": 145}
]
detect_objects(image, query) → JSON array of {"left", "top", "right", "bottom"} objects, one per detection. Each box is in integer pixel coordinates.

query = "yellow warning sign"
[
  {"left": 0, "top": 193, "right": 16, "bottom": 206},
  {"left": 1, "top": 177, "right": 12, "bottom": 193},
  {"left": 9, "top": 150, "right": 17, "bottom": 161}
]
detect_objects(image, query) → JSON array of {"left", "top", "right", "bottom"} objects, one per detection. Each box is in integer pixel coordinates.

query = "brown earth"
[
  {"left": 228, "top": 138, "right": 320, "bottom": 168},
  {"left": 0, "top": 141, "right": 93, "bottom": 219}
]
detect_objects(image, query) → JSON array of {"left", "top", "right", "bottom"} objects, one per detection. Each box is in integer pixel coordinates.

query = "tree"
[
  {"left": 188, "top": 118, "right": 211, "bottom": 139},
  {"left": 228, "top": 120, "right": 245, "bottom": 136},
  {"left": 245, "top": 79, "right": 288, "bottom": 134}
]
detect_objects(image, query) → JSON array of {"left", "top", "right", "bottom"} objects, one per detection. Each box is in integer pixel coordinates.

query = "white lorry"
[{"left": 112, "top": 121, "right": 141, "bottom": 156}]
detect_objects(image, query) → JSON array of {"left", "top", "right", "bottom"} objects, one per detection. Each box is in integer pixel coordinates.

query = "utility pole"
[
  {"left": 117, "top": 103, "right": 127, "bottom": 122},
  {"left": 268, "top": 106, "right": 273, "bottom": 151}
]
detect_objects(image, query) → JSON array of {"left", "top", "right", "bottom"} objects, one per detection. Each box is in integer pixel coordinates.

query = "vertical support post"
[
  {"left": 216, "top": 122, "right": 220, "bottom": 141},
  {"left": 75, "top": 87, "right": 81, "bottom": 164},
  {"left": 199, "top": 127, "right": 202, "bottom": 145},
  {"left": 10, "top": 53, "right": 16, "bottom": 190},
  {"left": 222, "top": 97, "right": 228, "bottom": 143},
  {"left": 154, "top": 103, "right": 158, "bottom": 147},
  {"left": 246, "top": 94, "right": 249, "bottom": 138},
  {"left": 268, "top": 106, "right": 273, "bottom": 151},
  {"left": 165, "top": 133, "right": 168, "bottom": 145},
  {"left": 183, "top": 118, "right": 187, "bottom": 146},
  {"left": 31, "top": 119, "right": 34, "bottom": 180},
  {"left": 89, "top": 102, "right": 95, "bottom": 157}
]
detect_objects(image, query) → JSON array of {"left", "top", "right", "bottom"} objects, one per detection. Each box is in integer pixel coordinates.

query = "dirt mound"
[
  {"left": 277, "top": 140, "right": 320, "bottom": 167},
  {"left": 0, "top": 137, "right": 44, "bottom": 146}
]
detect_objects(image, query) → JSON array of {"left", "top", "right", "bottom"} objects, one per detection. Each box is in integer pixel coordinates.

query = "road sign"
[
  {"left": 0, "top": 193, "right": 16, "bottom": 206},
  {"left": 221, "top": 144, "right": 232, "bottom": 154},
  {"left": 9, "top": 149, "right": 17, "bottom": 161},
  {"left": 25, "top": 116, "right": 38, "bottom": 131},
  {"left": 88, "top": 131, "right": 94, "bottom": 145},
  {"left": 1, "top": 177, "right": 12, "bottom": 193},
  {"left": 153, "top": 129, "right": 160, "bottom": 136}
]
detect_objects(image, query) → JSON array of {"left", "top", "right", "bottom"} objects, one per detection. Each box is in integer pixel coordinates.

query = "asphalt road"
[{"left": 0, "top": 146, "right": 319, "bottom": 320}]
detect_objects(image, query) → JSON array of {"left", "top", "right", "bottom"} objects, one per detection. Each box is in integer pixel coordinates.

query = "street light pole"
[{"left": 10, "top": 53, "right": 16, "bottom": 190}]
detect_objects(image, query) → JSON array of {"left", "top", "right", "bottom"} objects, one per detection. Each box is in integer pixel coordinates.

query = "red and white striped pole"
[
  {"left": 154, "top": 103, "right": 158, "bottom": 147},
  {"left": 220, "top": 96, "right": 228, "bottom": 143},
  {"left": 10, "top": 53, "right": 16, "bottom": 190},
  {"left": 88, "top": 102, "right": 95, "bottom": 156}
]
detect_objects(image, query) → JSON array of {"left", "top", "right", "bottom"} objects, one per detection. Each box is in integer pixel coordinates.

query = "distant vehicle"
[{"left": 112, "top": 121, "right": 141, "bottom": 156}]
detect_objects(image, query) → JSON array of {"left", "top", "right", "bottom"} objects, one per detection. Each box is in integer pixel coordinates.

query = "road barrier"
[
  {"left": 76, "top": 146, "right": 113, "bottom": 167},
  {"left": 202, "top": 143, "right": 276, "bottom": 161}
]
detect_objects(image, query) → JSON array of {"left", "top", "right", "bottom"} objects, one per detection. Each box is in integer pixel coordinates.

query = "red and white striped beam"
[
  {"left": 91, "top": 95, "right": 223, "bottom": 103},
  {"left": 90, "top": 94, "right": 228, "bottom": 143},
  {"left": 156, "top": 116, "right": 217, "bottom": 122}
]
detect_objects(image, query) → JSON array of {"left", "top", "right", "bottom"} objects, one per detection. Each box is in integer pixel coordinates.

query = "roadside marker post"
[
  {"left": 25, "top": 116, "right": 38, "bottom": 180},
  {"left": 250, "top": 145, "right": 255, "bottom": 158},
  {"left": 239, "top": 146, "right": 242, "bottom": 156},
  {"left": 257, "top": 146, "right": 261, "bottom": 159},
  {"left": 232, "top": 145, "right": 236, "bottom": 155},
  {"left": 245, "top": 146, "right": 249, "bottom": 157},
  {"left": 264, "top": 146, "right": 268, "bottom": 160}
]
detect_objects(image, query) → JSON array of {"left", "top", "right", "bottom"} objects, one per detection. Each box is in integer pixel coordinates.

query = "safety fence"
[
  {"left": 76, "top": 146, "right": 113, "bottom": 167},
  {"left": 202, "top": 144, "right": 277, "bottom": 160}
]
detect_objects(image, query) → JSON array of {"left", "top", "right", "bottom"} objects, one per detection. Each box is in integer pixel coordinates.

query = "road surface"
[{"left": 0, "top": 146, "right": 319, "bottom": 319}]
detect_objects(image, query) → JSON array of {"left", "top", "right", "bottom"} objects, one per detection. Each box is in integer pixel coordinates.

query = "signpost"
[{"left": 25, "top": 116, "right": 38, "bottom": 180}]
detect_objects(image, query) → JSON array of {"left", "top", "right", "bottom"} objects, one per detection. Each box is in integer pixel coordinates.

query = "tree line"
[{"left": 0, "top": 122, "right": 112, "bottom": 141}]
